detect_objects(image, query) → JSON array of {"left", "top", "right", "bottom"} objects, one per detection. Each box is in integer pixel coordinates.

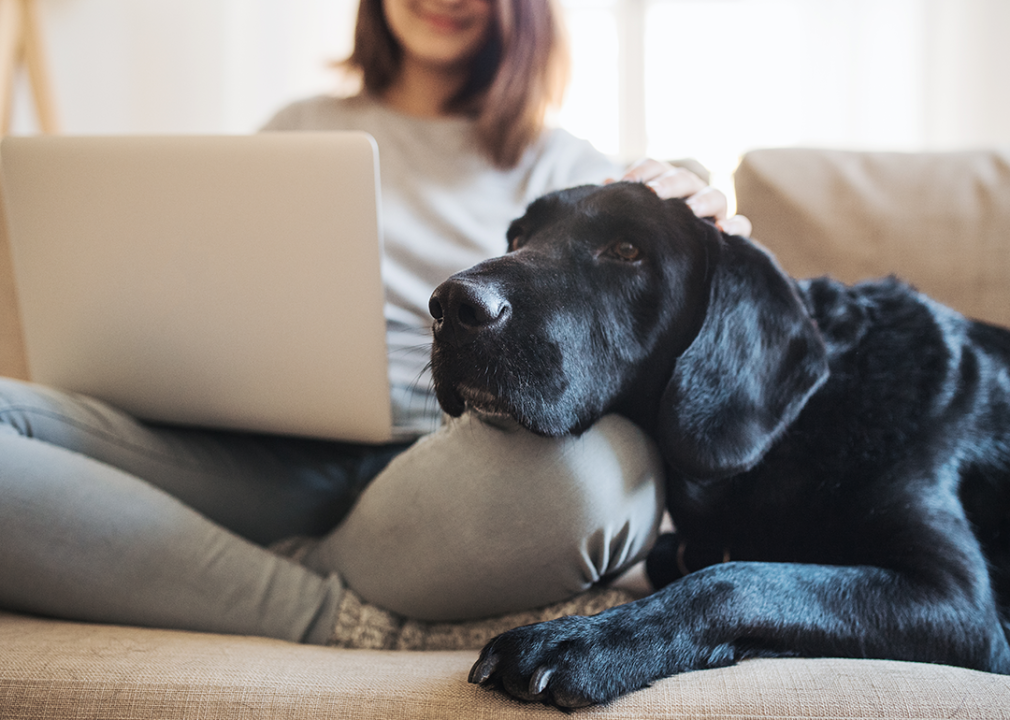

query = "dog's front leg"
[{"left": 469, "top": 560, "right": 1010, "bottom": 708}]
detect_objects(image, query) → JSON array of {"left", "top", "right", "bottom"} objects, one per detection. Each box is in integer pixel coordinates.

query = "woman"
[{"left": 0, "top": 0, "right": 749, "bottom": 645}]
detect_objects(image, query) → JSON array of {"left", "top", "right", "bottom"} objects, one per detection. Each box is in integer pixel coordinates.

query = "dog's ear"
[{"left": 657, "top": 224, "right": 828, "bottom": 479}]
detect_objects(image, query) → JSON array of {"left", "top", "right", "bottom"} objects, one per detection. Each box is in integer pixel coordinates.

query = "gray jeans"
[{"left": 0, "top": 378, "right": 664, "bottom": 643}]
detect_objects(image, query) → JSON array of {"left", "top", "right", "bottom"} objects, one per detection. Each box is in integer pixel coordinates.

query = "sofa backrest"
[{"left": 734, "top": 148, "right": 1010, "bottom": 327}]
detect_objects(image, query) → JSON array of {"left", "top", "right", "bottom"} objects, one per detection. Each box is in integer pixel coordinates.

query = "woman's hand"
[{"left": 620, "top": 158, "right": 753, "bottom": 237}]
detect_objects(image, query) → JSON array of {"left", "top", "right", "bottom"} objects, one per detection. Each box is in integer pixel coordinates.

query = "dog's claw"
[
  {"left": 468, "top": 652, "right": 498, "bottom": 685},
  {"left": 529, "top": 666, "right": 553, "bottom": 696}
]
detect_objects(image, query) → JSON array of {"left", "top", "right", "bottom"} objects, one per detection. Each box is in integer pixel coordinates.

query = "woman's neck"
[{"left": 382, "top": 59, "right": 469, "bottom": 118}]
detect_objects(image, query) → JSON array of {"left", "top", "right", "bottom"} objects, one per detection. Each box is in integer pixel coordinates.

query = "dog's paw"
[{"left": 468, "top": 614, "right": 646, "bottom": 708}]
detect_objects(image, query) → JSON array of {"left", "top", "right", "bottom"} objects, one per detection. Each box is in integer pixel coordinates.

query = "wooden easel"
[{"left": 0, "top": 0, "right": 58, "bottom": 134}]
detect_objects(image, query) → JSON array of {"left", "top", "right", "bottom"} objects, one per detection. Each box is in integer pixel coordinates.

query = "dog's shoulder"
[
  {"left": 967, "top": 317, "right": 1010, "bottom": 365},
  {"left": 786, "top": 276, "right": 966, "bottom": 460},
  {"left": 796, "top": 275, "right": 947, "bottom": 354},
  {"left": 796, "top": 275, "right": 1010, "bottom": 389},
  {"left": 795, "top": 276, "right": 981, "bottom": 397},
  {"left": 787, "top": 275, "right": 1010, "bottom": 472}
]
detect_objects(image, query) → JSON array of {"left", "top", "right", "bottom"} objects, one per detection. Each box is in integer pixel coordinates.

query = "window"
[{"left": 559, "top": 0, "right": 1010, "bottom": 200}]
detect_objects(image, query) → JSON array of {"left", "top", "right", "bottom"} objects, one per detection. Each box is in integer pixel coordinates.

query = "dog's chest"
[{"left": 666, "top": 464, "right": 857, "bottom": 567}]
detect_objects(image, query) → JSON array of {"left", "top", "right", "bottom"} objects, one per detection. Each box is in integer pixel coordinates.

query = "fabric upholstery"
[
  {"left": 734, "top": 148, "right": 1010, "bottom": 327},
  {"left": 0, "top": 186, "right": 27, "bottom": 380},
  {"left": 2, "top": 611, "right": 1009, "bottom": 719}
]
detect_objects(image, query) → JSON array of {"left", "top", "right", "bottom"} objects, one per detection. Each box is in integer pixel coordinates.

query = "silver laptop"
[{"left": 0, "top": 133, "right": 393, "bottom": 443}]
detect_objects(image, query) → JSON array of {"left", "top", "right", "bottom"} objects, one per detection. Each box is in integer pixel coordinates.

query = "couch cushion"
[
  {"left": 734, "top": 148, "right": 1010, "bottom": 327},
  {"left": 1, "top": 612, "right": 1008, "bottom": 719}
]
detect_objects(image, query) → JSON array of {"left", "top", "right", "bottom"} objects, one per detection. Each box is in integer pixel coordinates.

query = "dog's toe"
[
  {"left": 529, "top": 665, "right": 553, "bottom": 695},
  {"left": 469, "top": 616, "right": 611, "bottom": 708},
  {"left": 468, "top": 648, "right": 499, "bottom": 685}
]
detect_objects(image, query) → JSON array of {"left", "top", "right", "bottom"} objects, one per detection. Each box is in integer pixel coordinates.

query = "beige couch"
[{"left": 2, "top": 148, "right": 1010, "bottom": 719}]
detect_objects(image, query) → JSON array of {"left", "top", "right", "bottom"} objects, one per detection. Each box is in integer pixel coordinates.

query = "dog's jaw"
[
  {"left": 430, "top": 307, "right": 585, "bottom": 436},
  {"left": 429, "top": 351, "right": 524, "bottom": 426},
  {"left": 432, "top": 370, "right": 583, "bottom": 437},
  {"left": 457, "top": 384, "right": 514, "bottom": 420}
]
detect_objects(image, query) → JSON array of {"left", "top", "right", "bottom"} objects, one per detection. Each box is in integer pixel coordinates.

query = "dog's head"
[{"left": 429, "top": 182, "right": 828, "bottom": 478}]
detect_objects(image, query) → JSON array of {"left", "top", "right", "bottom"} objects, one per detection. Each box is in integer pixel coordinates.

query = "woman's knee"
[
  {"left": 0, "top": 377, "right": 139, "bottom": 454},
  {"left": 0, "top": 377, "right": 61, "bottom": 438},
  {"left": 305, "top": 412, "right": 665, "bottom": 621}
]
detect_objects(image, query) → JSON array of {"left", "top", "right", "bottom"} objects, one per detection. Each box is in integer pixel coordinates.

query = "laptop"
[{"left": 0, "top": 133, "right": 393, "bottom": 443}]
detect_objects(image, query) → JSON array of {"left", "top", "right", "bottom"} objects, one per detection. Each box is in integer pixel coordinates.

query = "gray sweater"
[{"left": 263, "top": 94, "right": 620, "bottom": 437}]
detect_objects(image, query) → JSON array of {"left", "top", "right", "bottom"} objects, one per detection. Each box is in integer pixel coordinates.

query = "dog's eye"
[
  {"left": 608, "top": 241, "right": 642, "bottom": 262},
  {"left": 506, "top": 224, "right": 527, "bottom": 252}
]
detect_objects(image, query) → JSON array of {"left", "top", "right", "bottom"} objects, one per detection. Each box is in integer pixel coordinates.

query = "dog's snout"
[{"left": 430, "top": 279, "right": 511, "bottom": 345}]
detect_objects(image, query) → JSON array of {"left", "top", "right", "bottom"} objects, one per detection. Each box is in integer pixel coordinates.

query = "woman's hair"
[{"left": 344, "top": 0, "right": 570, "bottom": 168}]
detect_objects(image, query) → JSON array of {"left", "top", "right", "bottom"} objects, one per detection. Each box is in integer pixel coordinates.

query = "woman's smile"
[
  {"left": 384, "top": 0, "right": 494, "bottom": 70},
  {"left": 415, "top": 5, "right": 474, "bottom": 33}
]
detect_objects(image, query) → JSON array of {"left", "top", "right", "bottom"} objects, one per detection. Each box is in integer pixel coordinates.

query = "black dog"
[{"left": 427, "top": 182, "right": 1010, "bottom": 708}]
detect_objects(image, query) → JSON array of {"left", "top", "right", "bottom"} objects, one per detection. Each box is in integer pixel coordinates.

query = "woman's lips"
[{"left": 418, "top": 10, "right": 470, "bottom": 33}]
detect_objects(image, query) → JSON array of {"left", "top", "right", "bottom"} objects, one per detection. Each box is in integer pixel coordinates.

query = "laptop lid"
[{"left": 1, "top": 133, "right": 393, "bottom": 443}]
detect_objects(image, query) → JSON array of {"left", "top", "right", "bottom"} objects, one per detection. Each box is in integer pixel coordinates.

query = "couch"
[{"left": 2, "top": 147, "right": 1010, "bottom": 719}]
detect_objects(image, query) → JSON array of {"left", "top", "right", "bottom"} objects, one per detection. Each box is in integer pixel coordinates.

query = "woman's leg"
[
  {"left": 1, "top": 377, "right": 663, "bottom": 636},
  {"left": 304, "top": 412, "right": 666, "bottom": 622},
  {"left": 0, "top": 379, "right": 406, "bottom": 544},
  {"left": 0, "top": 378, "right": 400, "bottom": 643}
]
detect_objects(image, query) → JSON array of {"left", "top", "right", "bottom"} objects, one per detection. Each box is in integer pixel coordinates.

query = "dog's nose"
[{"left": 429, "top": 279, "right": 511, "bottom": 345}]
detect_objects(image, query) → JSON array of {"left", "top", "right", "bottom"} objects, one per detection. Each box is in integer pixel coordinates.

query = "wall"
[
  {"left": 8, "top": 0, "right": 1010, "bottom": 162},
  {"left": 9, "top": 0, "right": 357, "bottom": 135},
  {"left": 924, "top": 0, "right": 1010, "bottom": 149}
]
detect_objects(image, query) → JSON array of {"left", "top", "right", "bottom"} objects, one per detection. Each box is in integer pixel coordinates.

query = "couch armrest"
[
  {"left": 0, "top": 182, "right": 28, "bottom": 380},
  {"left": 734, "top": 148, "right": 1010, "bottom": 327}
]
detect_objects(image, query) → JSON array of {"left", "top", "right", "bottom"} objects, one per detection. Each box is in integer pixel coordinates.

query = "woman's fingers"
[
  {"left": 717, "top": 214, "right": 753, "bottom": 237},
  {"left": 621, "top": 158, "right": 674, "bottom": 184},
  {"left": 622, "top": 161, "right": 708, "bottom": 200},
  {"left": 619, "top": 158, "right": 753, "bottom": 237},
  {"left": 684, "top": 186, "right": 728, "bottom": 220},
  {"left": 688, "top": 188, "right": 753, "bottom": 235}
]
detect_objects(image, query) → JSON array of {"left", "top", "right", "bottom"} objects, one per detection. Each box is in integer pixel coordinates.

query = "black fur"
[{"left": 427, "top": 182, "right": 1010, "bottom": 708}]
